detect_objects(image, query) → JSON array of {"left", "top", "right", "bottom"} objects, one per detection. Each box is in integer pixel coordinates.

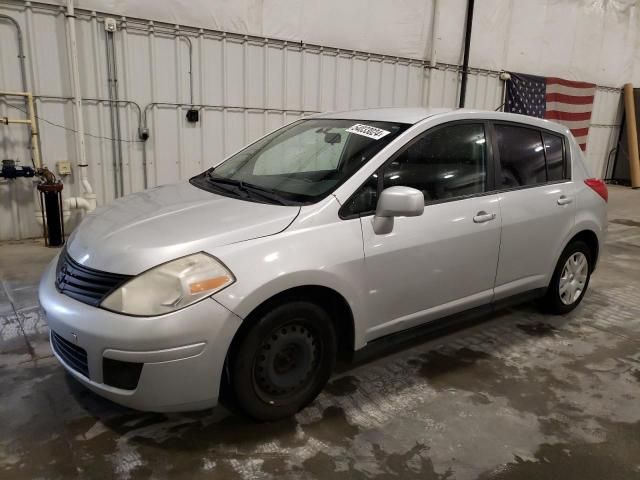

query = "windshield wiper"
[{"left": 205, "top": 174, "right": 290, "bottom": 206}]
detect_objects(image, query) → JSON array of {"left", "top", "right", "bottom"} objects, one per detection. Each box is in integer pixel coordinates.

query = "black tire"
[
  {"left": 542, "top": 240, "right": 592, "bottom": 315},
  {"left": 229, "top": 300, "right": 336, "bottom": 421}
]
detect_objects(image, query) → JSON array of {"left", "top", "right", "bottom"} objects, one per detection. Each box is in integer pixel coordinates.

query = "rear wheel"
[
  {"left": 542, "top": 240, "right": 592, "bottom": 314},
  {"left": 229, "top": 301, "right": 336, "bottom": 421}
]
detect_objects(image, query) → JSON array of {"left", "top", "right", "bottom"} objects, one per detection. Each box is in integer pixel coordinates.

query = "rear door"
[
  {"left": 351, "top": 122, "right": 503, "bottom": 341},
  {"left": 490, "top": 123, "right": 576, "bottom": 299}
]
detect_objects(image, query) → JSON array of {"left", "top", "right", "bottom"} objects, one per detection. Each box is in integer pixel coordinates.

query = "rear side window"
[
  {"left": 543, "top": 132, "right": 565, "bottom": 181},
  {"left": 382, "top": 123, "right": 487, "bottom": 202},
  {"left": 495, "top": 124, "right": 546, "bottom": 188}
]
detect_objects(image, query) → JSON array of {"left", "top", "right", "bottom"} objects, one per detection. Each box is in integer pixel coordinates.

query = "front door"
[{"left": 357, "top": 122, "right": 502, "bottom": 342}]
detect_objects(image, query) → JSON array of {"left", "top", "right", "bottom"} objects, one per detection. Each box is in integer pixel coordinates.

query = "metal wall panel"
[{"left": 0, "top": 2, "right": 623, "bottom": 240}]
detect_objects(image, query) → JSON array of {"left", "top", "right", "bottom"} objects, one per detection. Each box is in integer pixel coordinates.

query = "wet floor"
[{"left": 2, "top": 186, "right": 640, "bottom": 479}]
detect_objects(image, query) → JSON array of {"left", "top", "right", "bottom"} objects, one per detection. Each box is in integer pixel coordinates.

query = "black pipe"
[{"left": 458, "top": 0, "right": 475, "bottom": 108}]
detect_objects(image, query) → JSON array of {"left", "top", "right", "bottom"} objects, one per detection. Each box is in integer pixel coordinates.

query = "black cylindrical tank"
[{"left": 37, "top": 183, "right": 65, "bottom": 247}]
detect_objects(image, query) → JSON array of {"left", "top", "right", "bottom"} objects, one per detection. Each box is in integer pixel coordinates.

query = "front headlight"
[{"left": 101, "top": 253, "right": 235, "bottom": 316}]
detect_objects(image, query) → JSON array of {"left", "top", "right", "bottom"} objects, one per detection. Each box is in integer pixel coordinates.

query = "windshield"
[{"left": 190, "top": 118, "right": 409, "bottom": 205}]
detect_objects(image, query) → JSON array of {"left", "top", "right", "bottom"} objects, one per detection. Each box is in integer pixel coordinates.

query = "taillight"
[{"left": 584, "top": 178, "right": 608, "bottom": 202}]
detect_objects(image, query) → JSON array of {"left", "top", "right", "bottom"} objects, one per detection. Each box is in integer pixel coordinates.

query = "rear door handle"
[
  {"left": 473, "top": 211, "right": 496, "bottom": 223},
  {"left": 557, "top": 195, "right": 573, "bottom": 206}
]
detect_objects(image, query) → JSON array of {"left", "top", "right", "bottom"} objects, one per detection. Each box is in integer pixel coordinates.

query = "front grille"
[
  {"left": 103, "top": 358, "right": 143, "bottom": 390},
  {"left": 55, "top": 248, "right": 132, "bottom": 306},
  {"left": 51, "top": 330, "right": 89, "bottom": 378}
]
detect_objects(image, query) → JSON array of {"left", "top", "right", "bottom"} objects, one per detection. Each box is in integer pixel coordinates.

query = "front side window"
[
  {"left": 495, "top": 124, "right": 547, "bottom": 188},
  {"left": 190, "top": 119, "right": 409, "bottom": 205},
  {"left": 341, "top": 123, "right": 488, "bottom": 216},
  {"left": 382, "top": 123, "right": 487, "bottom": 203}
]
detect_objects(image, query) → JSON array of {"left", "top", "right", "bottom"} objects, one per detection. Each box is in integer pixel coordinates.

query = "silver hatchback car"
[{"left": 40, "top": 108, "right": 608, "bottom": 420}]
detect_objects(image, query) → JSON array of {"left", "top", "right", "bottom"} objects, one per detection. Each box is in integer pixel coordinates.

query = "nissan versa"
[{"left": 40, "top": 108, "right": 608, "bottom": 420}]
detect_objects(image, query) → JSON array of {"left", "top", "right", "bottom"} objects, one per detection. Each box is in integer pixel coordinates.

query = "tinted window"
[
  {"left": 382, "top": 124, "right": 487, "bottom": 202},
  {"left": 495, "top": 125, "right": 546, "bottom": 188},
  {"left": 543, "top": 132, "right": 565, "bottom": 181}
]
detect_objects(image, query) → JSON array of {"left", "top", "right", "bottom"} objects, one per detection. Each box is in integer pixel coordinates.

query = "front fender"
[{"left": 210, "top": 216, "right": 368, "bottom": 349}]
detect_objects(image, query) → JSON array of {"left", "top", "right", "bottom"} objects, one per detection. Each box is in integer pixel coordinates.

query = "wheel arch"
[
  {"left": 566, "top": 229, "right": 600, "bottom": 270},
  {"left": 228, "top": 285, "right": 355, "bottom": 358},
  {"left": 220, "top": 284, "right": 356, "bottom": 401}
]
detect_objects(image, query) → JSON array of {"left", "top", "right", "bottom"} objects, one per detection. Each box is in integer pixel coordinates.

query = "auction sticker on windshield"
[{"left": 346, "top": 124, "right": 391, "bottom": 140}]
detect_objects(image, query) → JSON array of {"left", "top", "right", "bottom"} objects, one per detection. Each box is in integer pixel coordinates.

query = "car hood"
[{"left": 66, "top": 182, "right": 300, "bottom": 275}]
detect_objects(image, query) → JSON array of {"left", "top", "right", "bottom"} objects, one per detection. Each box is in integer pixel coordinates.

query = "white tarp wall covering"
[{"left": 0, "top": 0, "right": 632, "bottom": 240}]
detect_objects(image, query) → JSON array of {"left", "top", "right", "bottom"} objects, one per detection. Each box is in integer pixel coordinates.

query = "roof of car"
[
  {"left": 312, "top": 107, "right": 571, "bottom": 137},
  {"left": 314, "top": 107, "right": 452, "bottom": 124}
]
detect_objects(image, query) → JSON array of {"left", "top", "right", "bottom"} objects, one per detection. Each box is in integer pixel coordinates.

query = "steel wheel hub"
[
  {"left": 559, "top": 252, "right": 588, "bottom": 305},
  {"left": 254, "top": 323, "right": 318, "bottom": 400}
]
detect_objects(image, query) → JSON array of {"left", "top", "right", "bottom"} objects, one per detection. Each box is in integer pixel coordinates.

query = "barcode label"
[{"left": 345, "top": 124, "right": 391, "bottom": 140}]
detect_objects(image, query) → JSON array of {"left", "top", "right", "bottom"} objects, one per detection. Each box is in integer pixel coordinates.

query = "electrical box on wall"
[
  {"left": 56, "top": 161, "right": 72, "bottom": 176},
  {"left": 186, "top": 109, "right": 199, "bottom": 123}
]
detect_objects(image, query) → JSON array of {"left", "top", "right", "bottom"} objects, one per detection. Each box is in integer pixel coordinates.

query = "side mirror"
[{"left": 372, "top": 186, "right": 424, "bottom": 234}]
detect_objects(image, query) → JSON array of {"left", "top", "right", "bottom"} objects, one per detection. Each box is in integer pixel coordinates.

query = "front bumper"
[{"left": 39, "top": 256, "right": 242, "bottom": 412}]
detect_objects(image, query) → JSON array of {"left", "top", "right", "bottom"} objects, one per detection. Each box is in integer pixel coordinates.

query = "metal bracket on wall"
[{"left": 104, "top": 17, "right": 117, "bottom": 32}]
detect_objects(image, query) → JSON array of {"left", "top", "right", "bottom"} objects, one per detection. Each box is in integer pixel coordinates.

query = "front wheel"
[
  {"left": 228, "top": 300, "right": 336, "bottom": 421},
  {"left": 542, "top": 240, "right": 592, "bottom": 314}
]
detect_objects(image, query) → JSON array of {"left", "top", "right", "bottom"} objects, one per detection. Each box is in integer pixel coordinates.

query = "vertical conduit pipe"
[
  {"left": 175, "top": 28, "right": 184, "bottom": 181},
  {"left": 429, "top": 0, "right": 439, "bottom": 68},
  {"left": 89, "top": 11, "right": 108, "bottom": 201},
  {"left": 105, "top": 25, "right": 124, "bottom": 196},
  {"left": 120, "top": 17, "right": 134, "bottom": 195},
  {"left": 105, "top": 29, "right": 119, "bottom": 197},
  {"left": 0, "top": 14, "right": 28, "bottom": 103},
  {"left": 264, "top": 39, "right": 270, "bottom": 132},
  {"left": 198, "top": 28, "right": 205, "bottom": 173},
  {"left": 282, "top": 42, "right": 288, "bottom": 124},
  {"left": 0, "top": 14, "right": 35, "bottom": 164},
  {"left": 110, "top": 31, "right": 124, "bottom": 196},
  {"left": 458, "top": 0, "right": 475, "bottom": 108},
  {"left": 243, "top": 35, "right": 248, "bottom": 144},
  {"left": 65, "top": 0, "right": 91, "bottom": 196},
  {"left": 177, "top": 33, "right": 194, "bottom": 105},
  {"left": 317, "top": 47, "right": 323, "bottom": 111},
  {"left": 221, "top": 32, "right": 227, "bottom": 157}
]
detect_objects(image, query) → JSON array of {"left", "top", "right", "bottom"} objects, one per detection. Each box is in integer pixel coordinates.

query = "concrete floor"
[{"left": 1, "top": 186, "right": 640, "bottom": 480}]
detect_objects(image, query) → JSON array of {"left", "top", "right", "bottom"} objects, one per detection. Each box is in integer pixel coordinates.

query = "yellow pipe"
[
  {"left": 0, "top": 90, "right": 42, "bottom": 168},
  {"left": 6, "top": 119, "right": 32, "bottom": 124},
  {"left": 26, "top": 92, "right": 42, "bottom": 169},
  {"left": 0, "top": 90, "right": 29, "bottom": 96}
]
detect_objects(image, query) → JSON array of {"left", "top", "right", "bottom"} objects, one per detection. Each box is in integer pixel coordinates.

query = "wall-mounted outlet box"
[{"left": 56, "top": 161, "right": 72, "bottom": 176}]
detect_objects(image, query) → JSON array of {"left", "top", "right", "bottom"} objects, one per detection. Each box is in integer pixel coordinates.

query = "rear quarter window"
[
  {"left": 543, "top": 132, "right": 566, "bottom": 181},
  {"left": 495, "top": 124, "right": 547, "bottom": 188}
]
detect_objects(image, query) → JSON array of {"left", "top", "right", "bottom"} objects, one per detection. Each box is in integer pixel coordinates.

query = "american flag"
[{"left": 505, "top": 72, "right": 596, "bottom": 151}]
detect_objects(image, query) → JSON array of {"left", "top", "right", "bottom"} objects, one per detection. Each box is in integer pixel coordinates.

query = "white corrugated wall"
[{"left": 0, "top": 1, "right": 624, "bottom": 240}]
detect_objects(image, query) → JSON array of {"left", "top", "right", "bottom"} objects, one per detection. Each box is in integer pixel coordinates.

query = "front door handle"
[
  {"left": 557, "top": 195, "right": 573, "bottom": 206},
  {"left": 473, "top": 211, "right": 496, "bottom": 223}
]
